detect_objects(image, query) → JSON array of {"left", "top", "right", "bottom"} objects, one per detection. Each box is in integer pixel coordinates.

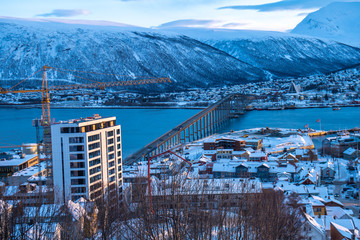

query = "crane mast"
[{"left": 41, "top": 65, "right": 53, "bottom": 186}]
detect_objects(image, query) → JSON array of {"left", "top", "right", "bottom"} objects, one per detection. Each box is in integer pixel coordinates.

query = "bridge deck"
[{"left": 124, "top": 94, "right": 251, "bottom": 165}]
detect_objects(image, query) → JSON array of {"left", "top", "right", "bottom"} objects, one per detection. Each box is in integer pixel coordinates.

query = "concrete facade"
[{"left": 52, "top": 115, "right": 123, "bottom": 204}]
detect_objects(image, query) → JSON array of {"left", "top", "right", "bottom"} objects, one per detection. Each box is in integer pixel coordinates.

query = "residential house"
[
  {"left": 295, "top": 149, "right": 318, "bottom": 161},
  {"left": 278, "top": 152, "right": 298, "bottom": 163},
  {"left": 256, "top": 164, "right": 270, "bottom": 182},
  {"left": 343, "top": 147, "right": 360, "bottom": 160},
  {"left": 330, "top": 222, "right": 353, "bottom": 240},
  {"left": 245, "top": 139, "right": 263, "bottom": 150},
  {"left": 249, "top": 152, "right": 267, "bottom": 161},
  {"left": 321, "top": 164, "right": 336, "bottom": 181}
]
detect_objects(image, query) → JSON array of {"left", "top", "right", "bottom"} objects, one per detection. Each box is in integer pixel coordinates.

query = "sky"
[{"left": 0, "top": 0, "right": 359, "bottom": 32}]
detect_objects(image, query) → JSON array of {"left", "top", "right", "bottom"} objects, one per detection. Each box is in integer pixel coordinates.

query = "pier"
[{"left": 124, "top": 94, "right": 254, "bottom": 165}]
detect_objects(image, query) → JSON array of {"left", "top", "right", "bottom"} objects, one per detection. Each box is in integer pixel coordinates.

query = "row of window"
[
  {"left": 90, "top": 189, "right": 102, "bottom": 200},
  {"left": 88, "top": 134, "right": 100, "bottom": 142},
  {"left": 61, "top": 127, "right": 81, "bottom": 134},
  {"left": 69, "top": 145, "right": 84, "bottom": 152},
  {"left": 70, "top": 162, "right": 85, "bottom": 169},
  {"left": 70, "top": 153, "right": 84, "bottom": 160},
  {"left": 89, "top": 158, "right": 100, "bottom": 167},
  {"left": 89, "top": 142, "right": 100, "bottom": 150},
  {"left": 69, "top": 137, "right": 84, "bottom": 143},
  {"left": 71, "top": 178, "right": 85, "bottom": 185},
  {"left": 71, "top": 187, "right": 86, "bottom": 194},
  {"left": 71, "top": 170, "right": 85, "bottom": 177},
  {"left": 90, "top": 182, "right": 102, "bottom": 192},
  {"left": 90, "top": 173, "right": 101, "bottom": 183},
  {"left": 89, "top": 150, "right": 100, "bottom": 159},
  {"left": 90, "top": 166, "right": 101, "bottom": 175}
]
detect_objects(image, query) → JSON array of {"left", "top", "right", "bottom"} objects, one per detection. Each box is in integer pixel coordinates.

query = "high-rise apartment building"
[{"left": 51, "top": 114, "right": 123, "bottom": 204}]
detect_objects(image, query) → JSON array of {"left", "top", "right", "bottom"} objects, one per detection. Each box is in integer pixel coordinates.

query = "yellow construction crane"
[{"left": 0, "top": 65, "right": 171, "bottom": 186}]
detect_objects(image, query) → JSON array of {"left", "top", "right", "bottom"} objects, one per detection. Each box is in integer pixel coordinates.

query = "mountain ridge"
[{"left": 292, "top": 2, "right": 360, "bottom": 47}]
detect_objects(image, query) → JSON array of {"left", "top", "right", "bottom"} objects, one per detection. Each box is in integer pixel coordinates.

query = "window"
[
  {"left": 109, "top": 161, "right": 115, "bottom": 168},
  {"left": 107, "top": 131, "right": 114, "bottom": 137},
  {"left": 109, "top": 176, "right": 115, "bottom": 182},
  {"left": 69, "top": 145, "right": 84, "bottom": 152},
  {"left": 90, "top": 182, "right": 102, "bottom": 192},
  {"left": 89, "top": 158, "right": 100, "bottom": 167},
  {"left": 117, "top": 129, "right": 120, "bottom": 135},
  {"left": 69, "top": 137, "right": 84, "bottom": 143},
  {"left": 117, "top": 144, "right": 120, "bottom": 149},
  {"left": 108, "top": 153, "right": 114, "bottom": 160},
  {"left": 61, "top": 127, "right": 80, "bottom": 133},
  {"left": 117, "top": 151, "right": 121, "bottom": 157},
  {"left": 118, "top": 173, "right": 122, "bottom": 179},
  {"left": 71, "top": 178, "right": 85, "bottom": 185},
  {"left": 90, "top": 166, "right": 101, "bottom": 175},
  {"left": 90, "top": 174, "right": 102, "bottom": 183},
  {"left": 118, "top": 166, "right": 122, "bottom": 172},
  {"left": 89, "top": 150, "right": 100, "bottom": 159},
  {"left": 108, "top": 146, "right": 114, "bottom": 152},
  {"left": 71, "top": 187, "right": 86, "bottom": 193},
  {"left": 61, "top": 127, "right": 69, "bottom": 133},
  {"left": 71, "top": 170, "right": 85, "bottom": 177},
  {"left": 118, "top": 158, "right": 122, "bottom": 165},
  {"left": 90, "top": 190, "right": 102, "bottom": 199},
  {"left": 117, "top": 136, "right": 120, "bottom": 142},
  {"left": 70, "top": 162, "right": 85, "bottom": 168},
  {"left": 109, "top": 168, "right": 115, "bottom": 175},
  {"left": 89, "top": 142, "right": 100, "bottom": 150},
  {"left": 88, "top": 134, "right": 100, "bottom": 142},
  {"left": 70, "top": 154, "right": 84, "bottom": 160},
  {"left": 108, "top": 138, "right": 114, "bottom": 145}
]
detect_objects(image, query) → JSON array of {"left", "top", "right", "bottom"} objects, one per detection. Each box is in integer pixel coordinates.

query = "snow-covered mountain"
[
  {"left": 0, "top": 18, "right": 266, "bottom": 91},
  {"left": 1, "top": 17, "right": 360, "bottom": 92},
  {"left": 292, "top": 2, "right": 360, "bottom": 47},
  {"left": 158, "top": 27, "right": 360, "bottom": 78}
]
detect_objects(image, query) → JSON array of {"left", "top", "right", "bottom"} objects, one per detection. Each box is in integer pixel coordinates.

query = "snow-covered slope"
[
  {"left": 292, "top": 2, "right": 360, "bottom": 47},
  {"left": 0, "top": 18, "right": 266, "bottom": 91},
  {"left": 158, "top": 27, "right": 360, "bottom": 78}
]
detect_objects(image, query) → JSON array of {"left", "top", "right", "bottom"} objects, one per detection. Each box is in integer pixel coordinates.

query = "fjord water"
[{"left": 1, "top": 107, "right": 359, "bottom": 158}]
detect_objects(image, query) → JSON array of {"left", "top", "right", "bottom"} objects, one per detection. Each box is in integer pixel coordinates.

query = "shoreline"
[{"left": 1, "top": 103, "right": 360, "bottom": 110}]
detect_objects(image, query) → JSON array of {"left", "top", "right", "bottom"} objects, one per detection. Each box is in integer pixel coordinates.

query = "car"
[{"left": 334, "top": 193, "right": 340, "bottom": 198}]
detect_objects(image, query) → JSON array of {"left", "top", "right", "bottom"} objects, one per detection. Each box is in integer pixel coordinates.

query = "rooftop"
[{"left": 0, "top": 154, "right": 37, "bottom": 167}]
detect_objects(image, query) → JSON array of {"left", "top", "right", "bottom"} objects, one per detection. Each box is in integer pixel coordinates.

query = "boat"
[{"left": 332, "top": 107, "right": 341, "bottom": 111}]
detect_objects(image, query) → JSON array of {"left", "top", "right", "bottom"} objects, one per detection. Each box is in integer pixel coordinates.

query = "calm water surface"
[{"left": 0, "top": 107, "right": 359, "bottom": 157}]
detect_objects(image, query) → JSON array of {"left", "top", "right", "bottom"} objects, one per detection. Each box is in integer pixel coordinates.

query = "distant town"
[{"left": 1, "top": 65, "right": 359, "bottom": 110}]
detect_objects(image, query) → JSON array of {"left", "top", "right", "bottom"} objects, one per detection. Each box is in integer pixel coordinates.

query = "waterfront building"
[
  {"left": 0, "top": 154, "right": 38, "bottom": 179},
  {"left": 51, "top": 114, "right": 123, "bottom": 204},
  {"left": 322, "top": 135, "right": 360, "bottom": 158}
]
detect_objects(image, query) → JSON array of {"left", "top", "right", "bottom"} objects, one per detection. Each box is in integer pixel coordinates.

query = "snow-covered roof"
[
  {"left": 303, "top": 212, "right": 325, "bottom": 234},
  {"left": 331, "top": 222, "right": 353, "bottom": 239},
  {"left": 343, "top": 147, "right": 357, "bottom": 155},
  {"left": 12, "top": 161, "right": 47, "bottom": 177},
  {"left": 0, "top": 154, "right": 37, "bottom": 167},
  {"left": 326, "top": 206, "right": 349, "bottom": 219}
]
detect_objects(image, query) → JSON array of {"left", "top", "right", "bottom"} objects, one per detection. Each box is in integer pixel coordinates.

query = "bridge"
[{"left": 124, "top": 94, "right": 254, "bottom": 165}]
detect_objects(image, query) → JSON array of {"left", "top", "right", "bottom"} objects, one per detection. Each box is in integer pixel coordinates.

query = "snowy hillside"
[
  {"left": 292, "top": 2, "right": 360, "bottom": 47},
  {"left": 0, "top": 18, "right": 266, "bottom": 91},
  {"left": 158, "top": 27, "right": 360, "bottom": 78}
]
